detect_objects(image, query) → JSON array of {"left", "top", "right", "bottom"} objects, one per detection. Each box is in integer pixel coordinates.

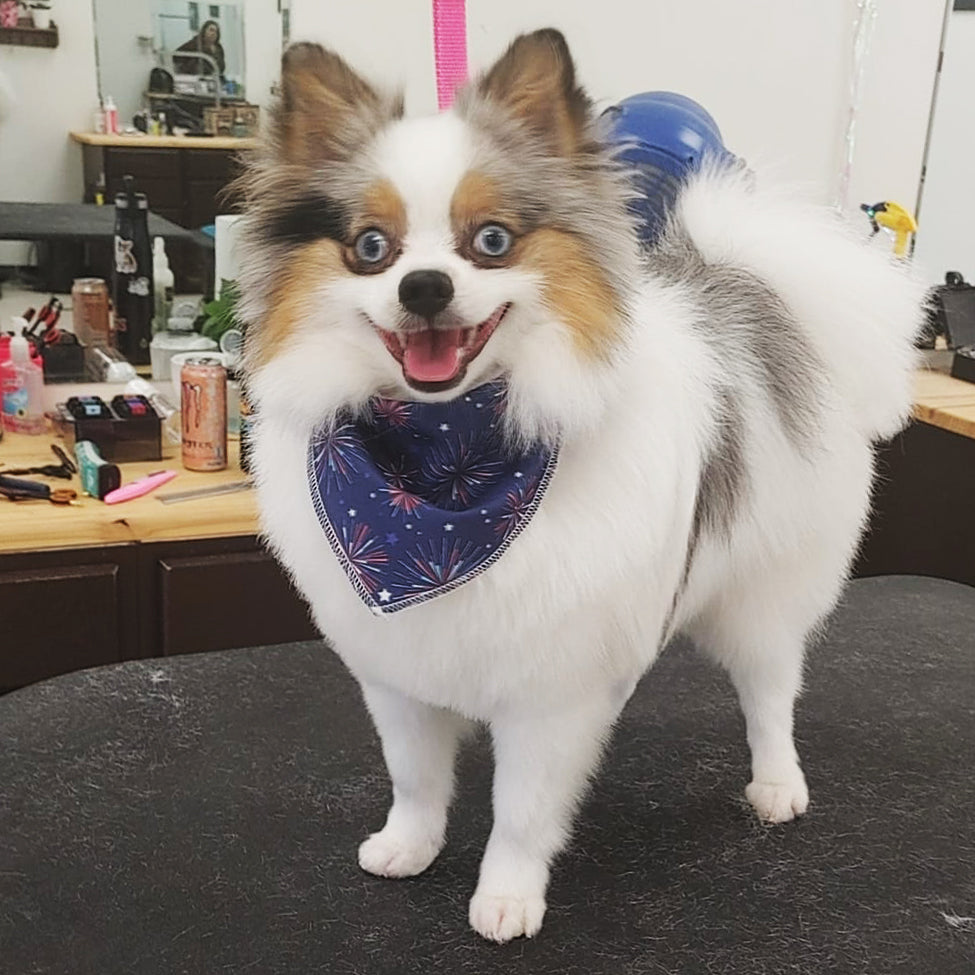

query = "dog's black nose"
[{"left": 398, "top": 270, "right": 454, "bottom": 319}]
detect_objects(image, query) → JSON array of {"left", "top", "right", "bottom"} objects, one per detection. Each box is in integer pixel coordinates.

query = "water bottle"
[{"left": 112, "top": 176, "right": 154, "bottom": 365}]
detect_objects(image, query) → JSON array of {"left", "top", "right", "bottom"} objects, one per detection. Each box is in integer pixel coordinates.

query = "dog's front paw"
[
  {"left": 746, "top": 772, "right": 809, "bottom": 823},
  {"left": 358, "top": 827, "right": 442, "bottom": 878},
  {"left": 469, "top": 890, "right": 546, "bottom": 942}
]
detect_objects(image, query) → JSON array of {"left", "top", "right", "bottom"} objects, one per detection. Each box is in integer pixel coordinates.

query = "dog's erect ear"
[
  {"left": 476, "top": 29, "right": 591, "bottom": 156},
  {"left": 277, "top": 42, "right": 402, "bottom": 164}
]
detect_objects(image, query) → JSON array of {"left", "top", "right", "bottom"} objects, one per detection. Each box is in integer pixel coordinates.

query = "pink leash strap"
[{"left": 433, "top": 0, "right": 468, "bottom": 110}]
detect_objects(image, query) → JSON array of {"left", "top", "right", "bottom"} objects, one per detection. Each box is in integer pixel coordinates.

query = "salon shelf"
[{"left": 0, "top": 23, "right": 58, "bottom": 48}]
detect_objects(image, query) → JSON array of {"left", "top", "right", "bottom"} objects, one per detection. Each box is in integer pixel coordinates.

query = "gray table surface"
[
  {"left": 0, "top": 201, "right": 214, "bottom": 246},
  {"left": 2, "top": 575, "right": 973, "bottom": 974}
]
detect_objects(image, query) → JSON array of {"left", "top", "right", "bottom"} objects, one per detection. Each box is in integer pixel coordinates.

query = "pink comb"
[{"left": 433, "top": 0, "right": 468, "bottom": 110}]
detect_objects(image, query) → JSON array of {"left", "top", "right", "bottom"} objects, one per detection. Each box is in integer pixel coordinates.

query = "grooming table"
[
  {"left": 0, "top": 202, "right": 213, "bottom": 248},
  {"left": 1, "top": 575, "right": 973, "bottom": 973},
  {"left": 0, "top": 201, "right": 214, "bottom": 293}
]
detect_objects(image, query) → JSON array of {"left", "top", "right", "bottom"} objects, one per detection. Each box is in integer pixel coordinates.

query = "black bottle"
[{"left": 112, "top": 176, "right": 154, "bottom": 365}]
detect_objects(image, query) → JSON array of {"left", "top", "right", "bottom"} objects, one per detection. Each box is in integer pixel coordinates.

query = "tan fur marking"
[
  {"left": 249, "top": 240, "right": 348, "bottom": 368},
  {"left": 451, "top": 171, "right": 502, "bottom": 227},
  {"left": 517, "top": 228, "right": 621, "bottom": 358},
  {"left": 450, "top": 170, "right": 526, "bottom": 242},
  {"left": 361, "top": 179, "right": 407, "bottom": 237}
]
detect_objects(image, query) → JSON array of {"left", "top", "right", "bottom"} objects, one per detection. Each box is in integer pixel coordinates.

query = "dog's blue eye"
[
  {"left": 354, "top": 229, "right": 390, "bottom": 264},
  {"left": 473, "top": 224, "right": 512, "bottom": 258}
]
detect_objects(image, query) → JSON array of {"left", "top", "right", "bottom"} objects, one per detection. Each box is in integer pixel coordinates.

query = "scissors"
[{"left": 0, "top": 444, "right": 78, "bottom": 480}]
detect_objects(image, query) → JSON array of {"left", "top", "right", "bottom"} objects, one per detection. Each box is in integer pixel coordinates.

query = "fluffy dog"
[{"left": 236, "top": 29, "right": 924, "bottom": 942}]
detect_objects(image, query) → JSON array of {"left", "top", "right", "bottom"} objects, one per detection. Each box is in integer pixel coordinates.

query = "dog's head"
[{"left": 237, "top": 29, "right": 638, "bottom": 441}]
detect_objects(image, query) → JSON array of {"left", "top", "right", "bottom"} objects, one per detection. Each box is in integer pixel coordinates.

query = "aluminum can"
[
  {"left": 181, "top": 356, "right": 227, "bottom": 471},
  {"left": 71, "top": 278, "right": 111, "bottom": 347}
]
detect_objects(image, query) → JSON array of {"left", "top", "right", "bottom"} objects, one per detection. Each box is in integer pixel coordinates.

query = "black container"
[
  {"left": 112, "top": 176, "right": 154, "bottom": 366},
  {"left": 57, "top": 394, "right": 162, "bottom": 463},
  {"left": 922, "top": 271, "right": 975, "bottom": 350},
  {"left": 40, "top": 337, "right": 86, "bottom": 383}
]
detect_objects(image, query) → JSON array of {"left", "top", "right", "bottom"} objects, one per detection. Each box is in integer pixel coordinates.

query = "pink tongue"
[{"left": 402, "top": 328, "right": 466, "bottom": 383}]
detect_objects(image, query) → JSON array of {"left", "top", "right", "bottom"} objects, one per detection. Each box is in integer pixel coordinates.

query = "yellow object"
[{"left": 861, "top": 200, "right": 918, "bottom": 258}]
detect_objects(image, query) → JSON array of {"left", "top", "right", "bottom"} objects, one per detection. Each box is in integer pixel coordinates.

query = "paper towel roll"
[{"left": 214, "top": 214, "right": 243, "bottom": 296}]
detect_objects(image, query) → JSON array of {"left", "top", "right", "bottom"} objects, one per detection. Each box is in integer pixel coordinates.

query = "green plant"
[{"left": 199, "top": 279, "right": 242, "bottom": 343}]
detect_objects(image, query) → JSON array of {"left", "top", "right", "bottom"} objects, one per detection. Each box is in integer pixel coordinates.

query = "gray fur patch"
[
  {"left": 660, "top": 389, "right": 747, "bottom": 643},
  {"left": 652, "top": 230, "right": 825, "bottom": 449},
  {"left": 695, "top": 388, "right": 748, "bottom": 539}
]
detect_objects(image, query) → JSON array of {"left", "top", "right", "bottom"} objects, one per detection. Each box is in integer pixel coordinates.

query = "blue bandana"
[{"left": 307, "top": 382, "right": 558, "bottom": 615}]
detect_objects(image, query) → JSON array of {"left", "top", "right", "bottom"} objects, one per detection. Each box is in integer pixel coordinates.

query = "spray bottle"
[{"left": 1, "top": 328, "right": 46, "bottom": 434}]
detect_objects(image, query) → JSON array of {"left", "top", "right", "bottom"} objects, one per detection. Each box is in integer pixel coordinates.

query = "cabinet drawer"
[
  {"left": 104, "top": 147, "right": 182, "bottom": 181},
  {"left": 186, "top": 180, "right": 237, "bottom": 227},
  {"left": 183, "top": 148, "right": 243, "bottom": 181},
  {"left": 0, "top": 553, "right": 138, "bottom": 690},
  {"left": 153, "top": 549, "right": 317, "bottom": 657}
]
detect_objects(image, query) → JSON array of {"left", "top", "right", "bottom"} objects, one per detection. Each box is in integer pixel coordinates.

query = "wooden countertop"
[
  {"left": 70, "top": 131, "right": 259, "bottom": 151},
  {"left": 912, "top": 369, "right": 975, "bottom": 440},
  {"left": 1, "top": 370, "right": 972, "bottom": 556},
  {"left": 0, "top": 431, "right": 257, "bottom": 554}
]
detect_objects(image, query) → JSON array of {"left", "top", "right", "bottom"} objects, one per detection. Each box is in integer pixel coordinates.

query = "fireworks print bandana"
[{"left": 307, "top": 382, "right": 559, "bottom": 615}]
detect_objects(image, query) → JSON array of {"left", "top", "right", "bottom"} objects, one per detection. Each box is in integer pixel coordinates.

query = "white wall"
[
  {"left": 914, "top": 10, "right": 975, "bottom": 284},
  {"left": 0, "top": 2, "right": 100, "bottom": 264},
  {"left": 93, "top": 0, "right": 156, "bottom": 125},
  {"left": 0, "top": 0, "right": 947, "bottom": 270},
  {"left": 291, "top": 0, "right": 945, "bottom": 212},
  {"left": 243, "top": 0, "right": 283, "bottom": 108}
]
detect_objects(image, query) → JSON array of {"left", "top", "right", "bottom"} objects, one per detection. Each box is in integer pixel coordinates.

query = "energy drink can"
[{"left": 180, "top": 356, "right": 227, "bottom": 471}]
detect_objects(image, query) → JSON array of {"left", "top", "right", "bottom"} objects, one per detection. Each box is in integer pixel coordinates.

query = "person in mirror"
[{"left": 174, "top": 20, "right": 226, "bottom": 79}]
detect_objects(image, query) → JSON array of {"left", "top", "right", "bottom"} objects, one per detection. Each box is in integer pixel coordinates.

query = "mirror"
[
  {"left": 91, "top": 0, "right": 288, "bottom": 135},
  {"left": 915, "top": 2, "right": 974, "bottom": 286}
]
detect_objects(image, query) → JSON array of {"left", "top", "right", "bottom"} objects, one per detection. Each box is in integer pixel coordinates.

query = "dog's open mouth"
[{"left": 374, "top": 304, "right": 509, "bottom": 391}]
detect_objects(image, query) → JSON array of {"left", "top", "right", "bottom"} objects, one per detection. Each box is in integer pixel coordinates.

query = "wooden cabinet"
[
  {"left": 0, "top": 536, "right": 318, "bottom": 693},
  {"left": 856, "top": 421, "right": 975, "bottom": 588}
]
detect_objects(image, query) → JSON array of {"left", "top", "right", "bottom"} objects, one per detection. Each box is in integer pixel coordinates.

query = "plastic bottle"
[
  {"left": 103, "top": 96, "right": 118, "bottom": 135},
  {"left": 2, "top": 331, "right": 46, "bottom": 435},
  {"left": 152, "top": 237, "right": 174, "bottom": 334}
]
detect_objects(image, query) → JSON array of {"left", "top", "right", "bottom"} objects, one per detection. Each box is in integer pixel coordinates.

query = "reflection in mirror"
[{"left": 91, "top": 0, "right": 285, "bottom": 136}]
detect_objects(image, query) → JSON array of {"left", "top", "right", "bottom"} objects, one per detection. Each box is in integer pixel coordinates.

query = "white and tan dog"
[{"left": 236, "top": 30, "right": 924, "bottom": 942}]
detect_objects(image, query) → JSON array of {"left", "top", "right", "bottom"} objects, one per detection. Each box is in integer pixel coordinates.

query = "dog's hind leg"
[
  {"left": 689, "top": 591, "right": 816, "bottom": 824},
  {"left": 357, "top": 682, "right": 472, "bottom": 878}
]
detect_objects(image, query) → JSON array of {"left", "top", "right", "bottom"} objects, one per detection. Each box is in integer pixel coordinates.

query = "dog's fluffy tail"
[{"left": 677, "top": 166, "right": 927, "bottom": 442}]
